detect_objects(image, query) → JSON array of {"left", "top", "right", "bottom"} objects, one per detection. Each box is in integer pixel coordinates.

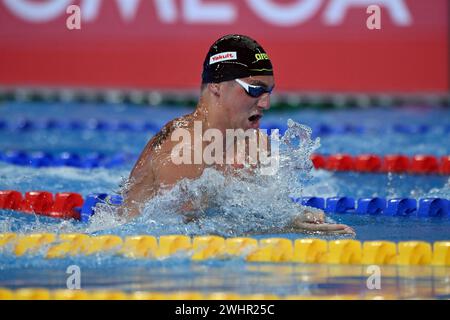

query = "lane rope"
[
  {"left": 1, "top": 150, "right": 449, "bottom": 175},
  {"left": 312, "top": 154, "right": 450, "bottom": 175},
  {"left": 1, "top": 190, "right": 449, "bottom": 222},
  {"left": 0, "top": 233, "right": 449, "bottom": 266},
  {"left": 0, "top": 118, "right": 160, "bottom": 133},
  {"left": 2, "top": 88, "right": 448, "bottom": 109},
  {"left": 0, "top": 150, "right": 136, "bottom": 168},
  {"left": 1, "top": 118, "right": 448, "bottom": 135},
  {"left": 0, "top": 287, "right": 409, "bottom": 300}
]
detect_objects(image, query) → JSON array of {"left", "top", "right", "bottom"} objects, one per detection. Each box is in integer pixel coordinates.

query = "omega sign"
[{"left": 2, "top": 0, "right": 412, "bottom": 26}]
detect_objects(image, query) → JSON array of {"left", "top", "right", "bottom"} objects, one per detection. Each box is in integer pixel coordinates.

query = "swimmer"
[{"left": 120, "top": 34, "right": 355, "bottom": 236}]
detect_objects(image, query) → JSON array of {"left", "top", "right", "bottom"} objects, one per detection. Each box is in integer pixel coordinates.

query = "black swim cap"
[{"left": 201, "top": 34, "right": 273, "bottom": 84}]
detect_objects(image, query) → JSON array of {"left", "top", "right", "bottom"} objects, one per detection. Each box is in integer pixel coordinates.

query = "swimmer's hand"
[{"left": 290, "top": 210, "right": 355, "bottom": 235}]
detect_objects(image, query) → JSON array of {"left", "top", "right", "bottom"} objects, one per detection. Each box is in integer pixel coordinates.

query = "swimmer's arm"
[
  {"left": 286, "top": 208, "right": 355, "bottom": 235},
  {"left": 120, "top": 132, "right": 202, "bottom": 219},
  {"left": 118, "top": 131, "right": 162, "bottom": 219},
  {"left": 119, "top": 170, "right": 156, "bottom": 219},
  {"left": 154, "top": 161, "right": 208, "bottom": 221},
  {"left": 245, "top": 207, "right": 355, "bottom": 236},
  {"left": 119, "top": 162, "right": 195, "bottom": 219},
  {"left": 286, "top": 213, "right": 355, "bottom": 235}
]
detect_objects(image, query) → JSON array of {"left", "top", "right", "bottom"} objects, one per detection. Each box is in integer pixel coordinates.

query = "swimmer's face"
[{"left": 219, "top": 75, "right": 274, "bottom": 130}]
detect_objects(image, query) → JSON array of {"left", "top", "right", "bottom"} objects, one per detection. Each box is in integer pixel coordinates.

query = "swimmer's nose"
[{"left": 257, "top": 93, "right": 271, "bottom": 110}]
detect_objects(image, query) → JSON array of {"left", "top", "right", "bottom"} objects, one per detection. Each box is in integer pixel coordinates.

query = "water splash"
[
  {"left": 425, "top": 177, "right": 450, "bottom": 198},
  {"left": 89, "top": 119, "right": 322, "bottom": 237}
]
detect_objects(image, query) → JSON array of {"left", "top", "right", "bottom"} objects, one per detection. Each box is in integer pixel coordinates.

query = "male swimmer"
[{"left": 121, "top": 34, "right": 354, "bottom": 235}]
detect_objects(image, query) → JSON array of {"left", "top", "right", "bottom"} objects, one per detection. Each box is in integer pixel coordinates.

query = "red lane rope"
[
  {"left": 0, "top": 191, "right": 82, "bottom": 220},
  {"left": 311, "top": 154, "right": 450, "bottom": 175}
]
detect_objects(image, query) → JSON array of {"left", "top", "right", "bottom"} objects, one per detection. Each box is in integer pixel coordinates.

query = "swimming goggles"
[{"left": 235, "top": 78, "right": 273, "bottom": 98}]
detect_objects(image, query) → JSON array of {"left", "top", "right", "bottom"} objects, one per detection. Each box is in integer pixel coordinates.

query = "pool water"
[{"left": 0, "top": 101, "right": 449, "bottom": 299}]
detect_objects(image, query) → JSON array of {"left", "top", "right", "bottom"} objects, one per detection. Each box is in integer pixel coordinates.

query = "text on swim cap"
[
  {"left": 255, "top": 53, "right": 270, "bottom": 61},
  {"left": 209, "top": 52, "right": 237, "bottom": 65}
]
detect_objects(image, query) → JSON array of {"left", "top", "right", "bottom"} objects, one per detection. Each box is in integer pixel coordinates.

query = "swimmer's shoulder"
[
  {"left": 131, "top": 114, "right": 192, "bottom": 175},
  {"left": 151, "top": 115, "right": 206, "bottom": 185},
  {"left": 147, "top": 114, "right": 197, "bottom": 170},
  {"left": 148, "top": 114, "right": 193, "bottom": 152}
]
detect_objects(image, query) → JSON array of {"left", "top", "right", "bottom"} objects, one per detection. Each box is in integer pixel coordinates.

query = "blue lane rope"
[
  {"left": 291, "top": 196, "right": 449, "bottom": 218},
  {"left": 261, "top": 122, "right": 450, "bottom": 136},
  {"left": 1, "top": 118, "right": 449, "bottom": 135},
  {"left": 0, "top": 118, "right": 161, "bottom": 133},
  {"left": 0, "top": 150, "right": 136, "bottom": 168}
]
